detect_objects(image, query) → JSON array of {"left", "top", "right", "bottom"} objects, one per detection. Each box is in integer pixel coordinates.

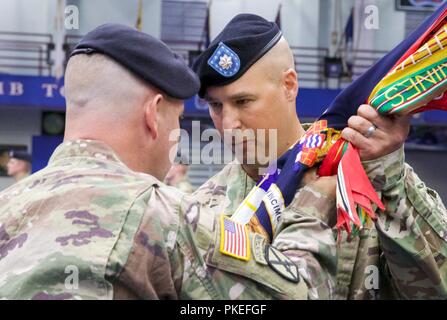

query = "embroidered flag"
[
  {"left": 320, "top": 3, "right": 447, "bottom": 129},
  {"left": 220, "top": 215, "right": 250, "bottom": 261},
  {"left": 369, "top": 21, "right": 447, "bottom": 115},
  {"left": 318, "top": 3, "right": 447, "bottom": 238}
]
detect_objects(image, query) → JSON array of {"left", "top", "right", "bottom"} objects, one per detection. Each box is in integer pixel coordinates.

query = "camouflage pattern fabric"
[
  {"left": 0, "top": 140, "right": 312, "bottom": 300},
  {"left": 334, "top": 147, "right": 447, "bottom": 299},
  {"left": 193, "top": 144, "right": 447, "bottom": 300},
  {"left": 192, "top": 160, "right": 338, "bottom": 299}
]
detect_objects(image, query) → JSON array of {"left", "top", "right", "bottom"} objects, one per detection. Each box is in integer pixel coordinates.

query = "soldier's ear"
[
  {"left": 144, "top": 93, "right": 163, "bottom": 140},
  {"left": 283, "top": 68, "right": 298, "bottom": 102}
]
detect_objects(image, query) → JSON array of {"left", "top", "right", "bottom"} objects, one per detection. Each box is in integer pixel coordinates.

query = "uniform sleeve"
[
  {"left": 362, "top": 147, "right": 447, "bottom": 299},
  {"left": 272, "top": 185, "right": 338, "bottom": 299},
  {"left": 111, "top": 187, "right": 183, "bottom": 300}
]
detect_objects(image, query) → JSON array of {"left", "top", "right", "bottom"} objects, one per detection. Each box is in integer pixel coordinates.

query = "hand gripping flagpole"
[{"left": 319, "top": 4, "right": 447, "bottom": 239}]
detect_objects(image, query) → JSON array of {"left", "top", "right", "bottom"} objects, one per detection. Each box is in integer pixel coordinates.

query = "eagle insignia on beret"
[{"left": 207, "top": 42, "right": 240, "bottom": 77}]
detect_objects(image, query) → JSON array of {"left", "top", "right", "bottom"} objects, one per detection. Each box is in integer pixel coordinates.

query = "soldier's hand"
[
  {"left": 341, "top": 104, "right": 411, "bottom": 161},
  {"left": 302, "top": 168, "right": 337, "bottom": 198}
]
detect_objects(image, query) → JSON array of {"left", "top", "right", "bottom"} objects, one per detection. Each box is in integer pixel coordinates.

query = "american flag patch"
[{"left": 220, "top": 215, "right": 250, "bottom": 261}]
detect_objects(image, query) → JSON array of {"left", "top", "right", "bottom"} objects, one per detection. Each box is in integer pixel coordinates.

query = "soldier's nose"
[{"left": 222, "top": 107, "right": 242, "bottom": 131}]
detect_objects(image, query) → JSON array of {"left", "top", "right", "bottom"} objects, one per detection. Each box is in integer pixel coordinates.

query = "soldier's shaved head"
[
  {"left": 63, "top": 53, "right": 184, "bottom": 179},
  {"left": 260, "top": 36, "right": 296, "bottom": 85},
  {"left": 64, "top": 54, "right": 154, "bottom": 123}
]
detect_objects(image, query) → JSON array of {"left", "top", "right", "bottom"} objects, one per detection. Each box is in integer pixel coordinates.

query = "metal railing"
[
  {"left": 335, "top": 49, "right": 388, "bottom": 88},
  {"left": 350, "top": 49, "right": 388, "bottom": 77},
  {"left": 291, "top": 46, "right": 387, "bottom": 89},
  {"left": 0, "top": 31, "right": 53, "bottom": 76},
  {"left": 0, "top": 31, "right": 388, "bottom": 90},
  {"left": 291, "top": 46, "right": 329, "bottom": 89}
]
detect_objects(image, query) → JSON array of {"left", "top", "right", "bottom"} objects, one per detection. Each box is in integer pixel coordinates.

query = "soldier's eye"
[
  {"left": 236, "top": 99, "right": 251, "bottom": 106},
  {"left": 209, "top": 102, "right": 223, "bottom": 112}
]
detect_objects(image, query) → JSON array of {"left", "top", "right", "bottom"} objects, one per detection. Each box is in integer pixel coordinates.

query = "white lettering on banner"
[
  {"left": 42, "top": 83, "right": 58, "bottom": 97},
  {"left": 10, "top": 82, "right": 24, "bottom": 96},
  {"left": 0, "top": 82, "right": 24, "bottom": 96},
  {"left": 0, "top": 80, "right": 65, "bottom": 102},
  {"left": 263, "top": 184, "right": 285, "bottom": 227}
]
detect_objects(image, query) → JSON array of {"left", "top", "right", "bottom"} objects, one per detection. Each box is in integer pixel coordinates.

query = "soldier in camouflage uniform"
[
  {"left": 191, "top": 14, "right": 338, "bottom": 299},
  {"left": 191, "top": 14, "right": 447, "bottom": 299},
  {"left": 0, "top": 24, "right": 333, "bottom": 299}
]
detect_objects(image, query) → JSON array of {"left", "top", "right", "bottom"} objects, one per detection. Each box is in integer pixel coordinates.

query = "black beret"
[
  {"left": 192, "top": 14, "right": 282, "bottom": 97},
  {"left": 70, "top": 23, "right": 200, "bottom": 99},
  {"left": 9, "top": 150, "right": 31, "bottom": 163}
]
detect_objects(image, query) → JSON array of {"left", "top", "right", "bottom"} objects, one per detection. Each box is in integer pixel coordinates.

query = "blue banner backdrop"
[{"left": 2, "top": 73, "right": 447, "bottom": 123}]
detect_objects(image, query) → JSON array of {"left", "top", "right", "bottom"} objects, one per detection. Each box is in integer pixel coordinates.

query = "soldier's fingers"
[
  {"left": 347, "top": 115, "right": 388, "bottom": 141},
  {"left": 347, "top": 115, "right": 375, "bottom": 136},
  {"left": 341, "top": 127, "right": 371, "bottom": 148},
  {"left": 357, "top": 104, "right": 392, "bottom": 129}
]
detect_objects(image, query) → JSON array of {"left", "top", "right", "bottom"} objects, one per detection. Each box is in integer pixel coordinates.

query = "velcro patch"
[
  {"left": 220, "top": 215, "right": 250, "bottom": 261},
  {"left": 265, "top": 245, "right": 300, "bottom": 283},
  {"left": 251, "top": 233, "right": 268, "bottom": 265}
]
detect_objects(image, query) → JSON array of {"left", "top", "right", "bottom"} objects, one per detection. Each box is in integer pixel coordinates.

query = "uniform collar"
[
  {"left": 49, "top": 139, "right": 125, "bottom": 165},
  {"left": 222, "top": 160, "right": 257, "bottom": 215}
]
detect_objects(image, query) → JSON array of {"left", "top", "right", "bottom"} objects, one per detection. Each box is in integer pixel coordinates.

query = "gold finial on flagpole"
[{"left": 136, "top": 0, "right": 143, "bottom": 31}]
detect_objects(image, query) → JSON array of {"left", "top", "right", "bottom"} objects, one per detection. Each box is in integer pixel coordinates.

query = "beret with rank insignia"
[{"left": 192, "top": 14, "right": 282, "bottom": 97}]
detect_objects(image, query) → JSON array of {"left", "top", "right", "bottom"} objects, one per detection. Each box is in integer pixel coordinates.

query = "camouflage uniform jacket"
[
  {"left": 192, "top": 161, "right": 338, "bottom": 299},
  {"left": 0, "top": 140, "right": 309, "bottom": 299},
  {"left": 193, "top": 146, "right": 447, "bottom": 300},
  {"left": 336, "top": 147, "right": 447, "bottom": 299}
]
